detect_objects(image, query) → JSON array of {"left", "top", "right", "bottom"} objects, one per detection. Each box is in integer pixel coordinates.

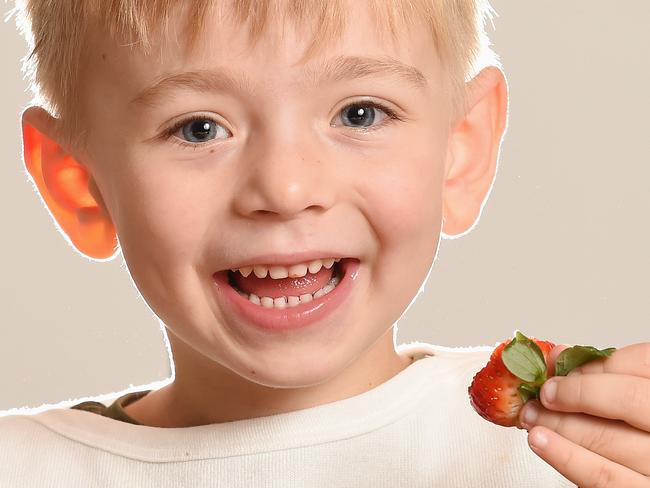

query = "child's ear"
[
  {"left": 441, "top": 66, "right": 508, "bottom": 238},
  {"left": 21, "top": 106, "right": 118, "bottom": 260}
]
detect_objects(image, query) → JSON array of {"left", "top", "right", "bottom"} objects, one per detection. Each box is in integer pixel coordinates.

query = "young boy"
[{"left": 3, "top": 1, "right": 649, "bottom": 487}]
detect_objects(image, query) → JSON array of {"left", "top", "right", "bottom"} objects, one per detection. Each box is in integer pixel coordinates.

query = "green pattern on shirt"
[{"left": 70, "top": 390, "right": 151, "bottom": 425}]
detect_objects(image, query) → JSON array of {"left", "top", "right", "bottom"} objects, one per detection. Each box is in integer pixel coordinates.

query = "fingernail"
[
  {"left": 530, "top": 430, "right": 548, "bottom": 450},
  {"left": 522, "top": 403, "right": 539, "bottom": 427},
  {"left": 543, "top": 379, "right": 557, "bottom": 404}
]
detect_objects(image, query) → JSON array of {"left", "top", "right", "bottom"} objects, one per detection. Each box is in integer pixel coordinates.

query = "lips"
[{"left": 211, "top": 258, "right": 361, "bottom": 332}]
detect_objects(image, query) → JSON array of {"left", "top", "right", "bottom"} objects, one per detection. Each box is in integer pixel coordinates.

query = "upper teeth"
[{"left": 230, "top": 258, "right": 341, "bottom": 279}]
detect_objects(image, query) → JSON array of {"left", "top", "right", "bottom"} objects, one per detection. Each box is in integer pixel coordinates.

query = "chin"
[{"left": 231, "top": 349, "right": 347, "bottom": 390}]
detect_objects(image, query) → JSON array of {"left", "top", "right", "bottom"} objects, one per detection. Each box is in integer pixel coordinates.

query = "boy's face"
[{"left": 41, "top": 1, "right": 500, "bottom": 422}]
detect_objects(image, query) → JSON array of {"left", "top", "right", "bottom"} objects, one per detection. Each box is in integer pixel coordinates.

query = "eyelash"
[{"left": 162, "top": 100, "right": 403, "bottom": 150}]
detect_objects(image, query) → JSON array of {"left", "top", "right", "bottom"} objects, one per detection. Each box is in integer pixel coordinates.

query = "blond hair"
[{"left": 8, "top": 0, "right": 500, "bottom": 152}]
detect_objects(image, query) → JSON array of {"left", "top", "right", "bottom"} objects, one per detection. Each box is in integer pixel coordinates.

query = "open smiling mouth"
[
  {"left": 225, "top": 258, "right": 349, "bottom": 308},
  {"left": 211, "top": 258, "right": 361, "bottom": 332}
]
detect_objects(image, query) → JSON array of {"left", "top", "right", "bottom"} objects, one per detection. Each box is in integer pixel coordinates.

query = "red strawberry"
[{"left": 468, "top": 330, "right": 616, "bottom": 427}]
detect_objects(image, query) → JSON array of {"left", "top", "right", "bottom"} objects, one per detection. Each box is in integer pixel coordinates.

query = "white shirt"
[{"left": 0, "top": 342, "right": 576, "bottom": 487}]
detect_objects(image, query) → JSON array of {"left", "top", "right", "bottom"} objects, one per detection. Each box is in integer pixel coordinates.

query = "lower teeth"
[{"left": 236, "top": 274, "right": 341, "bottom": 308}]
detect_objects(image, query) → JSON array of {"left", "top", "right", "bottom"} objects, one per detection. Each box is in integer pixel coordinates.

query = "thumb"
[{"left": 547, "top": 343, "right": 571, "bottom": 377}]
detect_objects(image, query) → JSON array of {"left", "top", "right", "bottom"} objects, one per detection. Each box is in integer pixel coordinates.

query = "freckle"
[
  {"left": 251, "top": 370, "right": 255, "bottom": 375},
  {"left": 101, "top": 53, "right": 107, "bottom": 61},
  {"left": 210, "top": 149, "right": 215, "bottom": 153}
]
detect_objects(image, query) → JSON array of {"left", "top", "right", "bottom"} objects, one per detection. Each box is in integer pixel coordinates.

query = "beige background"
[{"left": 1, "top": 1, "right": 648, "bottom": 412}]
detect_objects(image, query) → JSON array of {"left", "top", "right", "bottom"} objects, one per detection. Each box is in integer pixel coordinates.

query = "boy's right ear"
[{"left": 21, "top": 106, "right": 118, "bottom": 260}]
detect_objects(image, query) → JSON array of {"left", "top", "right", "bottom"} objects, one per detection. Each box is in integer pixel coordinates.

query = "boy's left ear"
[{"left": 441, "top": 66, "right": 508, "bottom": 237}]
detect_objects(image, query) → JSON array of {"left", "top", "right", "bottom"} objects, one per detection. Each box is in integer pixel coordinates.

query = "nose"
[{"left": 232, "top": 130, "right": 336, "bottom": 220}]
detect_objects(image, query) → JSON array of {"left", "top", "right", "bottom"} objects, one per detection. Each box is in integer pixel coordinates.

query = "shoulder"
[
  {"left": 400, "top": 341, "right": 494, "bottom": 380},
  {"left": 0, "top": 412, "right": 60, "bottom": 481},
  {"left": 399, "top": 340, "right": 495, "bottom": 361},
  {"left": 0, "top": 408, "right": 112, "bottom": 486},
  {"left": 0, "top": 411, "right": 49, "bottom": 439}
]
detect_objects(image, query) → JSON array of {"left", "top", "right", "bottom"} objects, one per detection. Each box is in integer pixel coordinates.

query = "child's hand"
[{"left": 518, "top": 343, "right": 650, "bottom": 487}]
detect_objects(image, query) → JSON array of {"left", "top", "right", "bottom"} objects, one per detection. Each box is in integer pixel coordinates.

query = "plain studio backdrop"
[{"left": 0, "top": 1, "right": 648, "bottom": 412}]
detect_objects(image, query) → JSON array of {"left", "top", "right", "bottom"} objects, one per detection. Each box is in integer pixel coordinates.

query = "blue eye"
[
  {"left": 182, "top": 119, "right": 218, "bottom": 142},
  {"left": 164, "top": 116, "right": 231, "bottom": 149},
  {"left": 335, "top": 101, "right": 399, "bottom": 130},
  {"left": 163, "top": 100, "right": 401, "bottom": 150},
  {"left": 342, "top": 105, "right": 376, "bottom": 127}
]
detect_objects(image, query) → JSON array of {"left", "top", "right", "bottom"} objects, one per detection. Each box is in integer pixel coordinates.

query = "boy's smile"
[{"left": 21, "top": 1, "right": 507, "bottom": 427}]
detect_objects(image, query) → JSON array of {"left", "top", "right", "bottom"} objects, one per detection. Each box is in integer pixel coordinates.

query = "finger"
[
  {"left": 548, "top": 344, "right": 571, "bottom": 377},
  {"left": 520, "top": 400, "right": 650, "bottom": 476},
  {"left": 540, "top": 373, "right": 650, "bottom": 432},
  {"left": 527, "top": 425, "right": 650, "bottom": 487},
  {"left": 565, "top": 342, "right": 650, "bottom": 379}
]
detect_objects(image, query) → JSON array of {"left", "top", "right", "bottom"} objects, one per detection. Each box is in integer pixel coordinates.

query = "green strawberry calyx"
[{"left": 501, "top": 330, "right": 617, "bottom": 404}]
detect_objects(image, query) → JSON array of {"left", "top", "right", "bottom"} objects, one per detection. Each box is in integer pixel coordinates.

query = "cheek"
[
  {"left": 106, "top": 163, "right": 222, "bottom": 323},
  {"left": 352, "top": 146, "right": 445, "bottom": 305},
  {"left": 361, "top": 154, "right": 444, "bottom": 244},
  {"left": 110, "top": 166, "right": 213, "bottom": 267}
]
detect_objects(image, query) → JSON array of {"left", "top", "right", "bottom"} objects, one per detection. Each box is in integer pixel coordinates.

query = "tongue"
[{"left": 232, "top": 265, "right": 335, "bottom": 298}]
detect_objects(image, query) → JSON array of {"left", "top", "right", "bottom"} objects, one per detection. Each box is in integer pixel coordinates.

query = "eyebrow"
[{"left": 129, "top": 55, "right": 428, "bottom": 108}]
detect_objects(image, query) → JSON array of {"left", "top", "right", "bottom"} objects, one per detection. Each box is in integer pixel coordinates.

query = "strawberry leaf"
[
  {"left": 554, "top": 345, "right": 617, "bottom": 376},
  {"left": 502, "top": 330, "right": 548, "bottom": 383}
]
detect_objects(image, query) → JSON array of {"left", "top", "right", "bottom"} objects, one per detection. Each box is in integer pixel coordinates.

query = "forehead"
[{"left": 84, "top": 1, "right": 442, "bottom": 114}]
